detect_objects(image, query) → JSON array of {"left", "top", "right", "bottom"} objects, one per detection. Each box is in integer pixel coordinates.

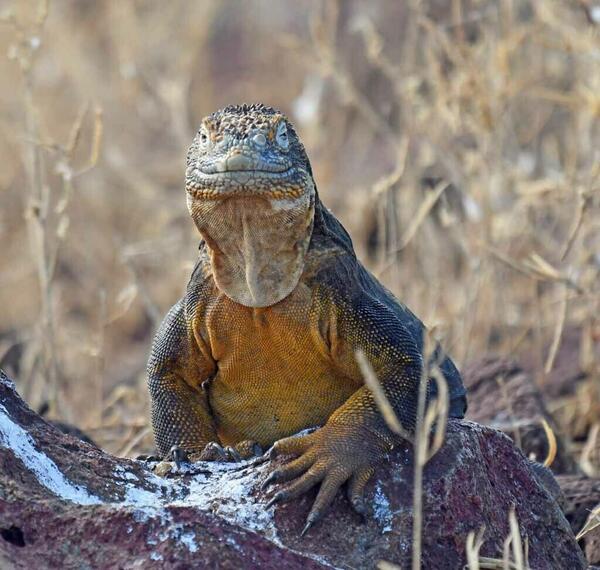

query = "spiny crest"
[
  {"left": 204, "top": 103, "right": 287, "bottom": 138},
  {"left": 214, "top": 103, "right": 279, "bottom": 117}
]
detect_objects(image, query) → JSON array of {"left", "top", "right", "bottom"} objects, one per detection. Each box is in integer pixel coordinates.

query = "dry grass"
[{"left": 0, "top": 1, "right": 599, "bottom": 559}]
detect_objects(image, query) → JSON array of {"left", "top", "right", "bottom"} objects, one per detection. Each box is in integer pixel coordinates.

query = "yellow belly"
[{"left": 201, "top": 282, "right": 361, "bottom": 447}]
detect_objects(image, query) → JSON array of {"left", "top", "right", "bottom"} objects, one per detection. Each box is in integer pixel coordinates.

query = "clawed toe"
[
  {"left": 224, "top": 446, "right": 242, "bottom": 462},
  {"left": 261, "top": 469, "right": 281, "bottom": 490},
  {"left": 301, "top": 512, "right": 320, "bottom": 536},
  {"left": 168, "top": 445, "right": 190, "bottom": 468},
  {"left": 200, "top": 441, "right": 230, "bottom": 461},
  {"left": 266, "top": 490, "right": 289, "bottom": 508},
  {"left": 199, "top": 441, "right": 257, "bottom": 462}
]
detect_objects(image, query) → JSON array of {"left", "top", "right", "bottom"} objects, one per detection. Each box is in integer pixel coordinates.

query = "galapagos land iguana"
[{"left": 147, "top": 103, "right": 468, "bottom": 533}]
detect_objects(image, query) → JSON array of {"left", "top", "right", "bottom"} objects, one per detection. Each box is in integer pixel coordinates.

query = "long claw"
[
  {"left": 216, "top": 445, "right": 229, "bottom": 461},
  {"left": 201, "top": 442, "right": 229, "bottom": 461},
  {"left": 249, "top": 453, "right": 270, "bottom": 468},
  {"left": 225, "top": 446, "right": 242, "bottom": 462},
  {"left": 168, "top": 445, "right": 190, "bottom": 468},
  {"left": 262, "top": 471, "right": 279, "bottom": 490},
  {"left": 266, "top": 490, "right": 287, "bottom": 509},
  {"left": 301, "top": 514, "right": 317, "bottom": 536},
  {"left": 347, "top": 466, "right": 374, "bottom": 518}
]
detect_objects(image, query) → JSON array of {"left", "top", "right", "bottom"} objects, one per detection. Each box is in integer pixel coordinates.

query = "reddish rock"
[
  {"left": 0, "top": 369, "right": 585, "bottom": 569},
  {"left": 557, "top": 474, "right": 600, "bottom": 532},
  {"left": 463, "top": 356, "right": 578, "bottom": 474},
  {"left": 585, "top": 519, "right": 600, "bottom": 566},
  {"left": 556, "top": 473, "right": 600, "bottom": 563}
]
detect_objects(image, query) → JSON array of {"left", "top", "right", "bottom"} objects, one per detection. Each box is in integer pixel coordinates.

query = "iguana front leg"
[
  {"left": 148, "top": 299, "right": 263, "bottom": 463},
  {"left": 265, "top": 279, "right": 425, "bottom": 533},
  {"left": 148, "top": 299, "right": 218, "bottom": 457}
]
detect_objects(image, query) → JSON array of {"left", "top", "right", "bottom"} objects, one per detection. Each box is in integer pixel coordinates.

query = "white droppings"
[
  {"left": 225, "top": 535, "right": 244, "bottom": 553},
  {"left": 0, "top": 404, "right": 102, "bottom": 506},
  {"left": 174, "top": 460, "right": 278, "bottom": 538},
  {"left": 124, "top": 484, "right": 165, "bottom": 507},
  {"left": 114, "top": 461, "right": 273, "bottom": 534},
  {"left": 373, "top": 482, "right": 393, "bottom": 534},
  {"left": 114, "top": 464, "right": 139, "bottom": 482},
  {"left": 179, "top": 530, "right": 198, "bottom": 553},
  {"left": 138, "top": 508, "right": 202, "bottom": 555},
  {"left": 150, "top": 551, "right": 163, "bottom": 561}
]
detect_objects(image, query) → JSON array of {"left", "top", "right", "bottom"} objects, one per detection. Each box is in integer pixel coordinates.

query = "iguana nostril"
[
  {"left": 226, "top": 153, "right": 252, "bottom": 171},
  {"left": 253, "top": 133, "right": 267, "bottom": 147}
]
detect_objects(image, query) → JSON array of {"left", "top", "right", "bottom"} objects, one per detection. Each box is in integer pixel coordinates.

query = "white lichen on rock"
[
  {"left": 107, "top": 459, "right": 281, "bottom": 555},
  {"left": 0, "top": 403, "right": 102, "bottom": 506},
  {"left": 174, "top": 460, "right": 277, "bottom": 536},
  {"left": 373, "top": 481, "right": 393, "bottom": 534},
  {"left": 179, "top": 529, "right": 199, "bottom": 553}
]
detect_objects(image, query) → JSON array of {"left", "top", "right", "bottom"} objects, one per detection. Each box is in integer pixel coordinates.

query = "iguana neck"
[{"left": 188, "top": 189, "right": 315, "bottom": 307}]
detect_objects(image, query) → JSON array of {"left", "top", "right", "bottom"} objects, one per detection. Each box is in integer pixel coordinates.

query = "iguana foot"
[
  {"left": 264, "top": 423, "right": 389, "bottom": 534},
  {"left": 139, "top": 448, "right": 190, "bottom": 475},
  {"left": 150, "top": 446, "right": 191, "bottom": 475},
  {"left": 194, "top": 440, "right": 263, "bottom": 462}
]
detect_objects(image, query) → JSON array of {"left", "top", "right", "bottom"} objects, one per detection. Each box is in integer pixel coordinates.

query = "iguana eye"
[
  {"left": 199, "top": 128, "right": 210, "bottom": 147},
  {"left": 276, "top": 122, "right": 289, "bottom": 149}
]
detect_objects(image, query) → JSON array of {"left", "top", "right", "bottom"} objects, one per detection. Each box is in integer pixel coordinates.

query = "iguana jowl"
[{"left": 147, "top": 103, "right": 467, "bottom": 532}]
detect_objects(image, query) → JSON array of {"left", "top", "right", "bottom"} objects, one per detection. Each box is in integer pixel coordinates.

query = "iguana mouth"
[
  {"left": 186, "top": 166, "right": 307, "bottom": 200},
  {"left": 197, "top": 167, "right": 295, "bottom": 178}
]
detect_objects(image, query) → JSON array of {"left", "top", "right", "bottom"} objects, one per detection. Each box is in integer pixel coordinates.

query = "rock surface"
[
  {"left": 585, "top": 518, "right": 600, "bottom": 566},
  {"left": 556, "top": 473, "right": 600, "bottom": 564},
  {"left": 0, "top": 369, "right": 586, "bottom": 569},
  {"left": 463, "top": 356, "right": 578, "bottom": 474}
]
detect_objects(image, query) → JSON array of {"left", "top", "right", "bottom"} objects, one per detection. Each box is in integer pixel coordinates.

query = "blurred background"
[{"left": 0, "top": 0, "right": 598, "bottom": 460}]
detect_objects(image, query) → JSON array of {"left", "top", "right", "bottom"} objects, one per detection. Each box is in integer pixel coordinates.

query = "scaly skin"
[{"left": 148, "top": 103, "right": 467, "bottom": 533}]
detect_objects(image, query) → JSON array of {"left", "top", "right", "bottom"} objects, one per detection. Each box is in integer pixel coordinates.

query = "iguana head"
[
  {"left": 185, "top": 103, "right": 313, "bottom": 200},
  {"left": 185, "top": 104, "right": 316, "bottom": 308}
]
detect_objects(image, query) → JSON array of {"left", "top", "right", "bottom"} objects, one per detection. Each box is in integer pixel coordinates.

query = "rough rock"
[
  {"left": 0, "top": 369, "right": 585, "bottom": 569},
  {"left": 463, "top": 356, "right": 578, "bottom": 474},
  {"left": 557, "top": 474, "right": 600, "bottom": 532},
  {"left": 556, "top": 473, "right": 600, "bottom": 563},
  {"left": 585, "top": 516, "right": 600, "bottom": 566}
]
